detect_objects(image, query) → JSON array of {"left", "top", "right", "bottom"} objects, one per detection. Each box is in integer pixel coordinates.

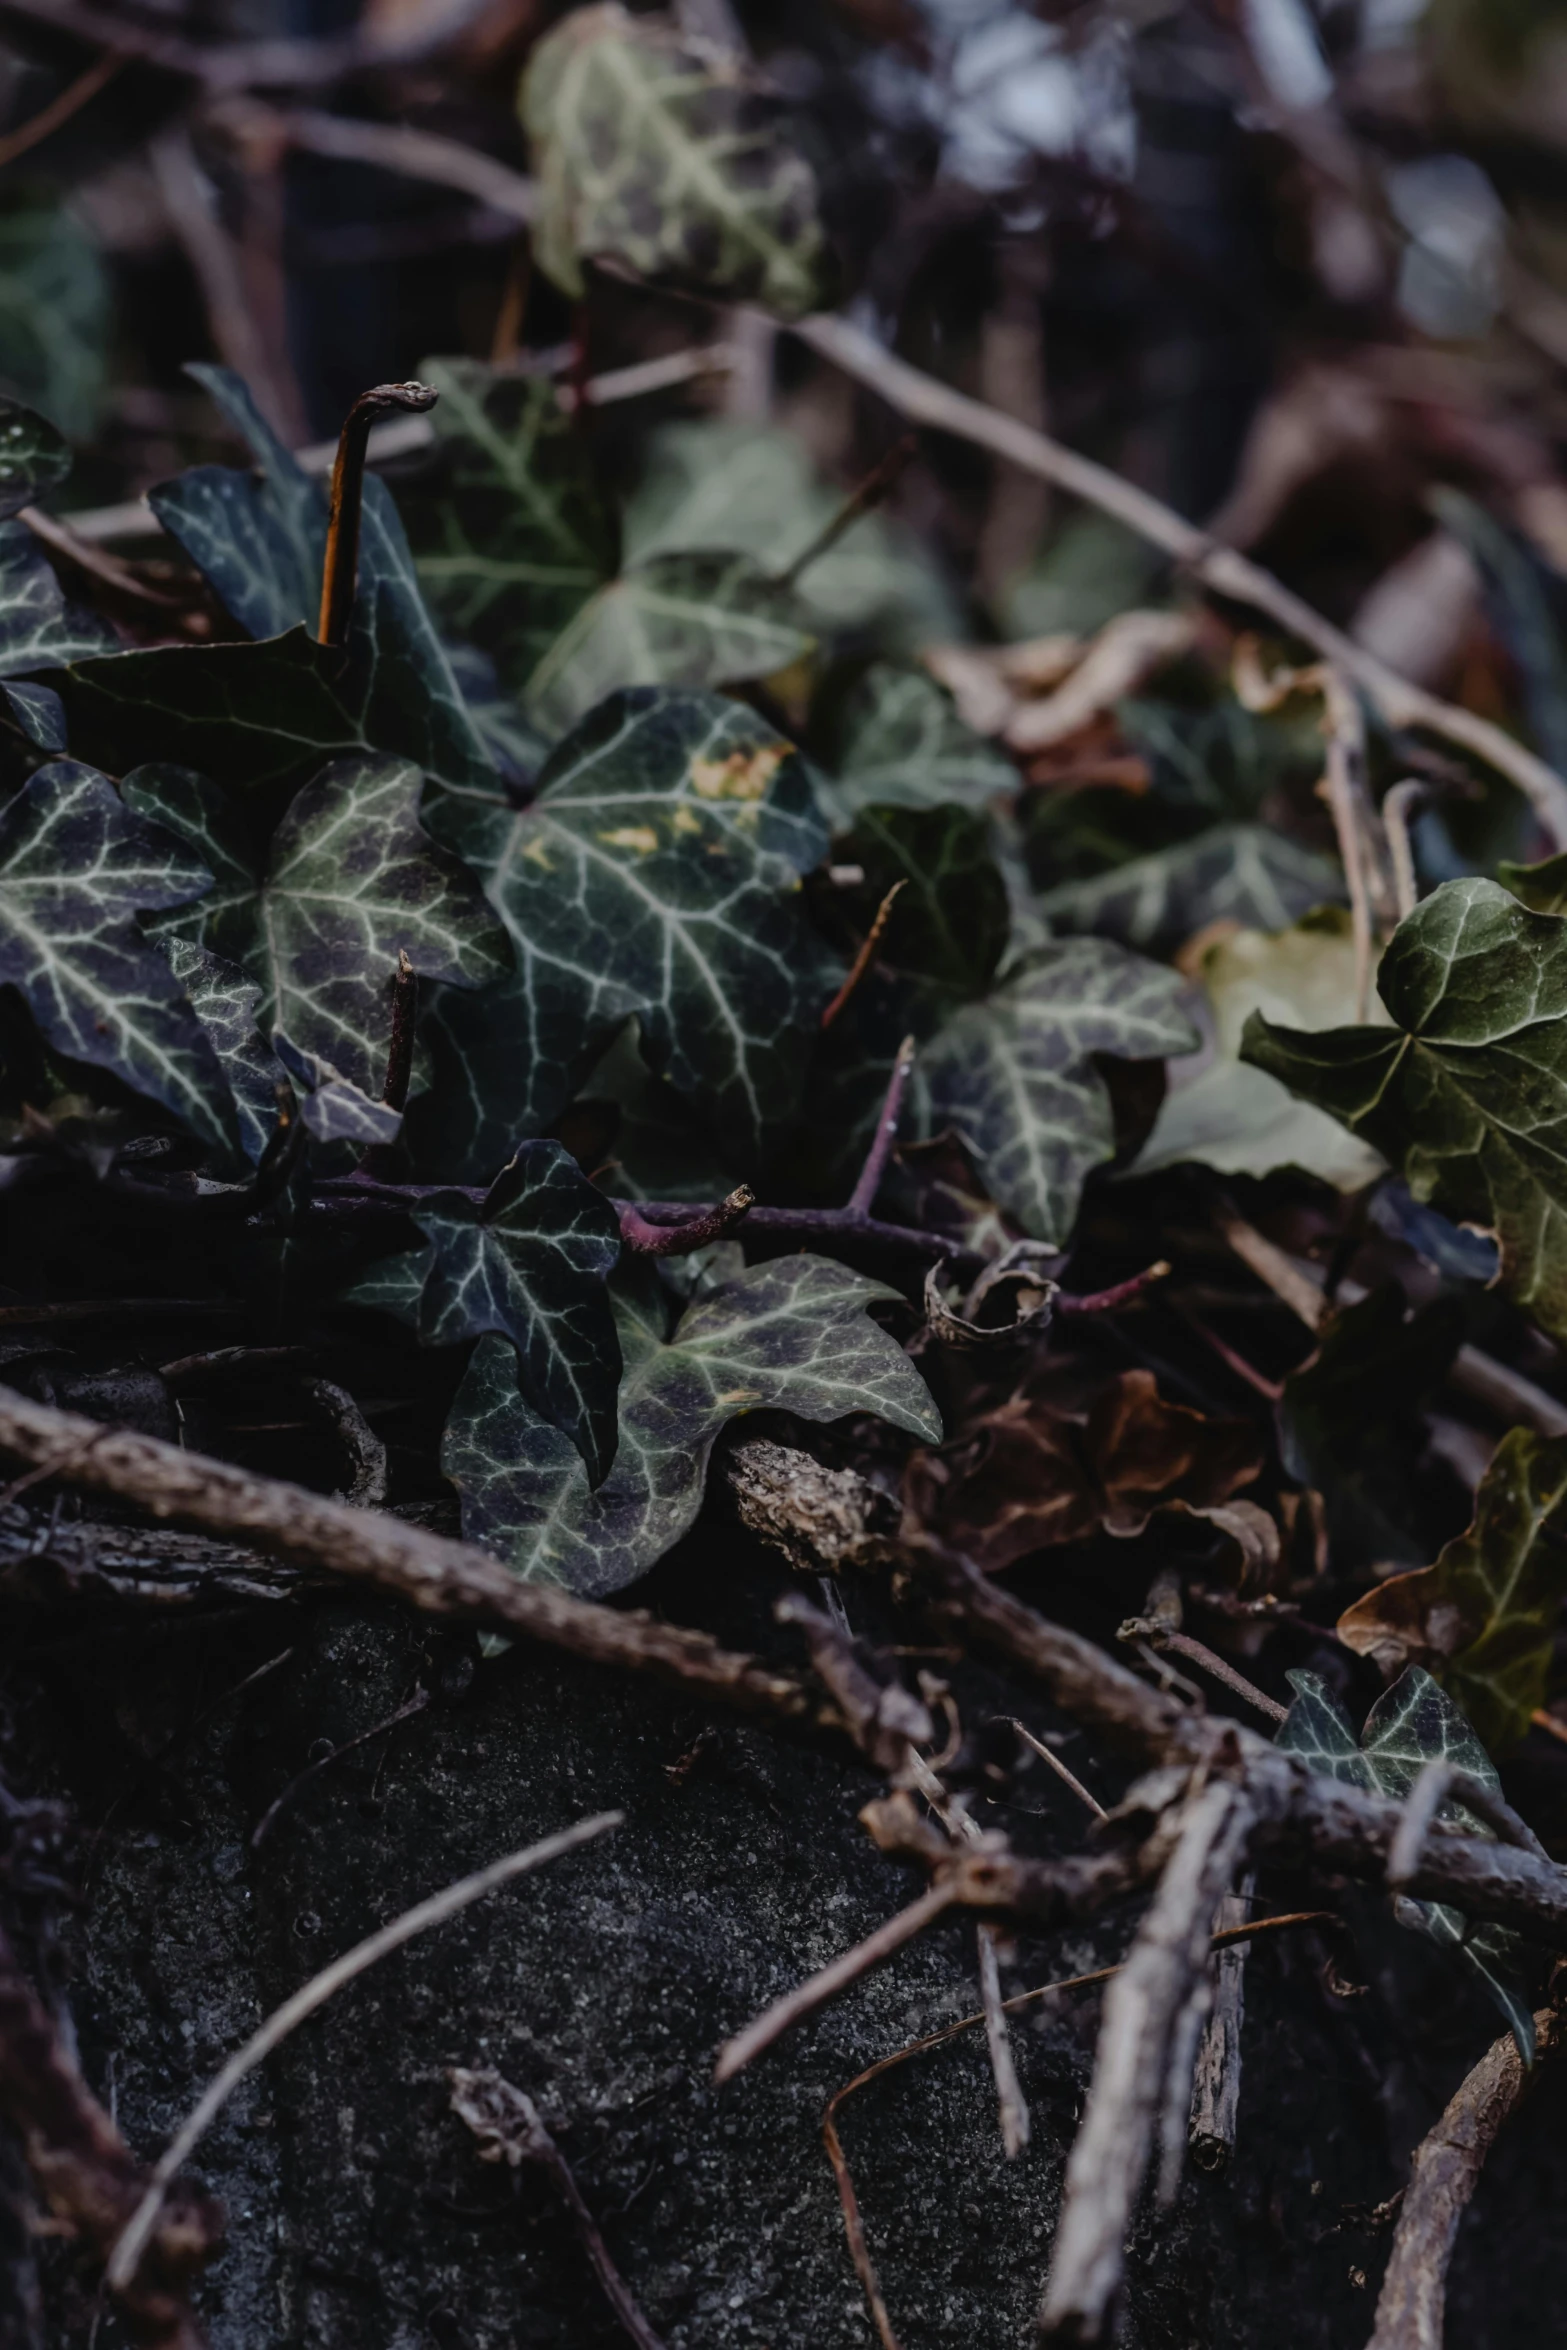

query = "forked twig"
[{"left": 105, "top": 1812, "right": 621, "bottom": 2294}]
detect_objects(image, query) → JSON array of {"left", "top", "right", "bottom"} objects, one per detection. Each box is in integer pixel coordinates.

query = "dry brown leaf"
[{"left": 904, "top": 1367, "right": 1265, "bottom": 1573}]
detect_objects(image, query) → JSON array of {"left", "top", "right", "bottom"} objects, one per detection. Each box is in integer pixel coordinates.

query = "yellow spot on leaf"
[
  {"left": 689, "top": 743, "right": 786, "bottom": 802},
  {"left": 599, "top": 825, "right": 660, "bottom": 854},
  {"left": 714, "top": 1388, "right": 763, "bottom": 1407},
  {"left": 671, "top": 805, "right": 702, "bottom": 836},
  {"left": 523, "top": 835, "right": 554, "bottom": 868}
]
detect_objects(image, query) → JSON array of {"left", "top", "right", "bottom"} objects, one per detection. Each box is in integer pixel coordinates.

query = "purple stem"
[{"left": 847, "top": 1036, "right": 916, "bottom": 1222}]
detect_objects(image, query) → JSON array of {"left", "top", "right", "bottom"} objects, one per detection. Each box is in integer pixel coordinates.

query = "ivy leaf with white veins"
[
  {"left": 0, "top": 396, "right": 70, "bottom": 521},
  {"left": 125, "top": 752, "right": 510, "bottom": 1098},
  {"left": 441, "top": 1254, "right": 941, "bottom": 1596},
  {"left": 425, "top": 688, "right": 829, "bottom": 1164},
  {"left": 0, "top": 760, "right": 240, "bottom": 1161},
  {"left": 1038, "top": 824, "right": 1344, "bottom": 961},
  {"left": 60, "top": 366, "right": 496, "bottom": 808},
  {"left": 0, "top": 518, "right": 116, "bottom": 675},
  {"left": 162, "top": 938, "right": 282, "bottom": 1165},
  {"left": 271, "top": 1032, "right": 402, "bottom": 1148},
  {"left": 1278, "top": 1666, "right": 1536, "bottom": 2061},
  {"left": 400, "top": 359, "right": 616, "bottom": 699},
  {"left": 1242, "top": 875, "right": 1567, "bottom": 1344},
  {"left": 916, "top": 940, "right": 1199, "bottom": 1243},
  {"left": 522, "top": 3, "right": 831, "bottom": 320},
  {"left": 350, "top": 1140, "right": 623, "bottom": 1483},
  {"left": 828, "top": 663, "right": 1017, "bottom": 819},
  {"left": 524, "top": 552, "right": 815, "bottom": 740}
]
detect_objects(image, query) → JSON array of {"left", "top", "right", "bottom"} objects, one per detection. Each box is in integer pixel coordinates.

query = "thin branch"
[
  {"left": 790, "top": 312, "right": 1567, "bottom": 845},
  {"left": 713, "top": 1884, "right": 956, "bottom": 2085},
  {"left": 301, "top": 1377, "right": 387, "bottom": 1507},
  {"left": 19, "top": 504, "right": 183, "bottom": 607},
  {"left": 1188, "top": 1876, "right": 1253, "bottom": 2173},
  {"left": 1118, "top": 1621, "right": 1288, "bottom": 1725},
  {"left": 616, "top": 1185, "right": 754, "bottom": 1257},
  {"left": 0, "top": 44, "right": 126, "bottom": 168},
  {"left": 1054, "top": 1261, "right": 1170, "bottom": 1317},
  {"left": 0, "top": 1919, "right": 221, "bottom": 2349},
  {"left": 1318, "top": 672, "right": 1378, "bottom": 1021},
  {"left": 379, "top": 950, "right": 417, "bottom": 1114},
  {"left": 1003, "top": 1718, "right": 1108, "bottom": 1820},
  {"left": 1365, "top": 2005, "right": 1563, "bottom": 2350},
  {"left": 906, "top": 1751, "right": 1029, "bottom": 2158},
  {"left": 820, "top": 882, "right": 907, "bottom": 1033},
  {"left": 105, "top": 1813, "right": 622, "bottom": 2295},
  {"left": 318, "top": 381, "right": 439, "bottom": 647},
  {"left": 778, "top": 434, "right": 918, "bottom": 590},
  {"left": 449, "top": 2068, "right": 667, "bottom": 2350},
  {"left": 1383, "top": 779, "right": 1430, "bottom": 924},
  {"left": 249, "top": 1686, "right": 428, "bottom": 1851},
  {"left": 1039, "top": 1779, "right": 1255, "bottom": 2339},
  {"left": 149, "top": 128, "right": 300, "bottom": 444},
  {"left": 0, "top": 1384, "right": 825, "bottom": 1728},
  {"left": 214, "top": 101, "right": 538, "bottom": 221},
  {"left": 848, "top": 1037, "right": 917, "bottom": 1220}
]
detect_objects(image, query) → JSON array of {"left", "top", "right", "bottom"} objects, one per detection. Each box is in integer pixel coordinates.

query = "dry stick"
[
  {"left": 907, "top": 1751, "right": 1030, "bottom": 2158},
  {"left": 713, "top": 1883, "right": 956, "bottom": 2086},
  {"left": 1188, "top": 1876, "right": 1253, "bottom": 2172},
  {"left": 19, "top": 505, "right": 182, "bottom": 606},
  {"left": 848, "top": 1037, "right": 918, "bottom": 1221},
  {"left": 1054, "top": 1261, "right": 1170, "bottom": 1318},
  {"left": 1123, "top": 1625, "right": 1288, "bottom": 1726},
  {"left": 1214, "top": 1204, "right": 1567, "bottom": 1441},
  {"left": 317, "top": 381, "right": 439, "bottom": 647},
  {"left": 1005, "top": 1717, "right": 1108, "bottom": 1820},
  {"left": 790, "top": 312, "right": 1567, "bottom": 845},
  {"left": 1365, "top": 2004, "right": 1563, "bottom": 2350},
  {"left": 105, "top": 1811, "right": 621, "bottom": 2295},
  {"left": 824, "top": 1912, "right": 1334, "bottom": 2350},
  {"left": 778, "top": 433, "right": 918, "bottom": 590},
  {"left": 249, "top": 1685, "right": 429, "bottom": 1851},
  {"left": 449, "top": 2068, "right": 667, "bottom": 2350},
  {"left": 1039, "top": 1778, "right": 1256, "bottom": 2340},
  {"left": 149, "top": 128, "right": 301, "bottom": 445},
  {"left": 1383, "top": 778, "right": 1431, "bottom": 923},
  {"left": 0, "top": 1918, "right": 222, "bottom": 2350},
  {"left": 0, "top": 1384, "right": 822, "bottom": 1727},
  {"left": 1317, "top": 671, "right": 1379, "bottom": 1021},
  {"left": 301, "top": 1376, "right": 386, "bottom": 1507},
  {"left": 0, "top": 44, "right": 126, "bottom": 168},
  {"left": 820, "top": 881, "right": 907, "bottom": 1032}
]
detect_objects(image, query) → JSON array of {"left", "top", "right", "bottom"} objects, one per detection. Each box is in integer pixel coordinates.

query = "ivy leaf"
[
  {"left": 124, "top": 753, "right": 509, "bottom": 1097},
  {"left": 0, "top": 396, "right": 70, "bottom": 520},
  {"left": 0, "top": 518, "right": 116, "bottom": 674},
  {"left": 916, "top": 940, "right": 1198, "bottom": 1242},
  {"left": 140, "top": 364, "right": 495, "bottom": 808},
  {"left": 162, "top": 938, "right": 282, "bottom": 1164},
  {"left": 829, "top": 664, "right": 1017, "bottom": 818},
  {"left": 0, "top": 196, "right": 108, "bottom": 441},
  {"left": 1038, "top": 824, "right": 1343, "bottom": 960},
  {"left": 1278, "top": 1666, "right": 1535, "bottom": 2061},
  {"left": 1135, "top": 908, "right": 1390, "bottom": 1192},
  {"left": 0, "top": 760, "right": 239, "bottom": 1160},
  {"left": 1, "top": 678, "right": 65, "bottom": 750},
  {"left": 1242, "top": 876, "right": 1567, "bottom": 1343},
  {"left": 521, "top": 2, "right": 830, "bottom": 320},
  {"left": 836, "top": 803, "right": 1010, "bottom": 1005},
  {"left": 441, "top": 1254, "right": 941, "bottom": 1596},
  {"left": 271, "top": 1031, "right": 402, "bottom": 1148},
  {"left": 399, "top": 358, "right": 616, "bottom": 697},
  {"left": 424, "top": 688, "right": 829, "bottom": 1165},
  {"left": 349, "top": 1140, "right": 622, "bottom": 1481},
  {"left": 524, "top": 552, "right": 814, "bottom": 740},
  {"left": 1338, "top": 1429, "right": 1567, "bottom": 1753}
]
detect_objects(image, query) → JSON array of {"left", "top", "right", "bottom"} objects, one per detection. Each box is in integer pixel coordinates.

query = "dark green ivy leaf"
[
  {"left": 828, "top": 663, "right": 1017, "bottom": 818},
  {"left": 441, "top": 1253, "right": 940, "bottom": 1595},
  {"left": 0, "top": 760, "right": 239, "bottom": 1160},
  {"left": 162, "top": 938, "right": 282, "bottom": 1164},
  {"left": 0, "top": 196, "right": 108, "bottom": 442},
  {"left": 1038, "top": 823, "right": 1344, "bottom": 961},
  {"left": 837, "top": 802, "right": 1010, "bottom": 1006},
  {"left": 0, "top": 396, "right": 70, "bottom": 521},
  {"left": 522, "top": 3, "right": 831, "bottom": 320},
  {"left": 349, "top": 1140, "right": 621, "bottom": 1483},
  {"left": 420, "top": 688, "right": 829, "bottom": 1171},
  {"left": 271, "top": 1031, "right": 402, "bottom": 1148},
  {"left": 399, "top": 358, "right": 616, "bottom": 698},
  {"left": 125, "top": 752, "right": 509, "bottom": 1097},
  {"left": 524, "top": 552, "right": 815, "bottom": 739},
  {"left": 915, "top": 940, "right": 1198, "bottom": 1242},
  {"left": 1277, "top": 1666, "right": 1536, "bottom": 2061},
  {"left": 1242, "top": 876, "right": 1567, "bottom": 1343}
]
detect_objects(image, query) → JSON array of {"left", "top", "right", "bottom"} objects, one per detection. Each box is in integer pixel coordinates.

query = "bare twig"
[
  {"left": 0, "top": 44, "right": 126, "bottom": 168},
  {"left": 249, "top": 1686, "right": 429, "bottom": 1851},
  {"left": 105, "top": 1813, "right": 621, "bottom": 2295},
  {"left": 1039, "top": 1777, "right": 1255, "bottom": 2338},
  {"left": 1118, "top": 1621, "right": 1288, "bottom": 1725},
  {"left": 778, "top": 434, "right": 918, "bottom": 590},
  {"left": 1004, "top": 1719, "right": 1108, "bottom": 1820},
  {"left": 19, "top": 505, "right": 183, "bottom": 607},
  {"left": 905, "top": 1752, "right": 1030, "bottom": 2158},
  {"left": 1365, "top": 2005, "right": 1563, "bottom": 2350},
  {"left": 1383, "top": 779, "right": 1430, "bottom": 924},
  {"left": 149, "top": 129, "right": 301, "bottom": 444},
  {"left": 1054, "top": 1261, "right": 1171, "bottom": 1317},
  {"left": 820, "top": 882, "right": 907, "bottom": 1032},
  {"left": 318, "top": 381, "right": 439, "bottom": 647},
  {"left": 449, "top": 2069, "right": 667, "bottom": 2350},
  {"left": 616, "top": 1186, "right": 754, "bottom": 1257},
  {"left": 713, "top": 1884, "right": 957, "bottom": 2085},
  {"left": 848, "top": 1037, "right": 917, "bottom": 1220},
  {"left": 0, "top": 1920, "right": 222, "bottom": 2349},
  {"left": 1188, "top": 1876, "right": 1253, "bottom": 2171},
  {"left": 776, "top": 1592, "right": 933, "bottom": 1773},
  {"left": 791, "top": 313, "right": 1567, "bottom": 844},
  {"left": 0, "top": 1385, "right": 824, "bottom": 1729}
]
